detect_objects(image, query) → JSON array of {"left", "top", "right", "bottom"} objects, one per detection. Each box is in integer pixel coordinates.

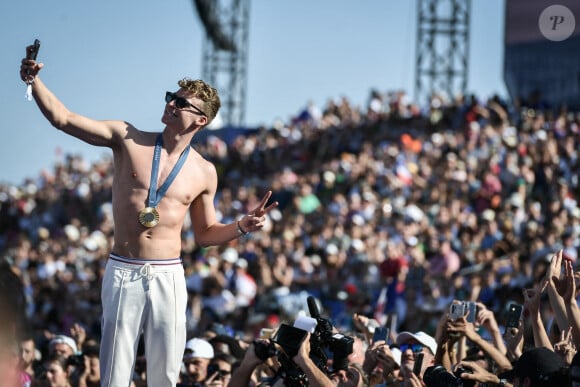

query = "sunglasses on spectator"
[
  {"left": 399, "top": 343, "right": 425, "bottom": 353},
  {"left": 165, "top": 92, "right": 206, "bottom": 116}
]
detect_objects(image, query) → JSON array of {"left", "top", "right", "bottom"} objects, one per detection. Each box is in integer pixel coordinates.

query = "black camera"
[
  {"left": 66, "top": 354, "right": 85, "bottom": 373},
  {"left": 66, "top": 353, "right": 87, "bottom": 386},
  {"left": 253, "top": 323, "right": 309, "bottom": 361},
  {"left": 424, "top": 365, "right": 475, "bottom": 387},
  {"left": 273, "top": 323, "right": 309, "bottom": 357},
  {"left": 306, "top": 296, "right": 354, "bottom": 373},
  {"left": 254, "top": 296, "right": 354, "bottom": 387},
  {"left": 253, "top": 339, "right": 278, "bottom": 361}
]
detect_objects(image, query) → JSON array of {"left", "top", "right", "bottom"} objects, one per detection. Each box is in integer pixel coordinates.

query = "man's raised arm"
[{"left": 20, "top": 43, "right": 125, "bottom": 148}]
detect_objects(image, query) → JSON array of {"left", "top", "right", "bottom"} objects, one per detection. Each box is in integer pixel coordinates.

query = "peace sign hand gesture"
[{"left": 238, "top": 191, "right": 279, "bottom": 234}]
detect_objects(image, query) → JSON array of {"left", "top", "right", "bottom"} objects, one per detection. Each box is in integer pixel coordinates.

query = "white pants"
[{"left": 100, "top": 255, "right": 187, "bottom": 387}]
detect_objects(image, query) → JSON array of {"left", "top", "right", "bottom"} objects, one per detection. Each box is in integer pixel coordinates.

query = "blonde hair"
[{"left": 177, "top": 78, "right": 221, "bottom": 126}]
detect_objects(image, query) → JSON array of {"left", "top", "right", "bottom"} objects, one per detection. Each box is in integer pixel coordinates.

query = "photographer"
[
  {"left": 229, "top": 334, "right": 335, "bottom": 387},
  {"left": 68, "top": 342, "right": 101, "bottom": 387},
  {"left": 178, "top": 338, "right": 215, "bottom": 387},
  {"left": 396, "top": 331, "right": 437, "bottom": 385},
  {"left": 228, "top": 340, "right": 265, "bottom": 387},
  {"left": 361, "top": 340, "right": 401, "bottom": 386},
  {"left": 205, "top": 353, "right": 235, "bottom": 387},
  {"left": 231, "top": 330, "right": 366, "bottom": 387}
]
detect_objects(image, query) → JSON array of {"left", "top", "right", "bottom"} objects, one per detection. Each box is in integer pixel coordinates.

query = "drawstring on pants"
[{"left": 140, "top": 263, "right": 154, "bottom": 280}]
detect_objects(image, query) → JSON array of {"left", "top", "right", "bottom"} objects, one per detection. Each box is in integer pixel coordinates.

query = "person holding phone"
[
  {"left": 20, "top": 43, "right": 278, "bottom": 387},
  {"left": 204, "top": 353, "right": 235, "bottom": 387},
  {"left": 395, "top": 331, "right": 438, "bottom": 382},
  {"left": 445, "top": 309, "right": 513, "bottom": 373}
]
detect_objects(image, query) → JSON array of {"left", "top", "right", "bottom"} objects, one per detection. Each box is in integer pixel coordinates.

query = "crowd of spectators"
[{"left": 1, "top": 86, "right": 580, "bottom": 386}]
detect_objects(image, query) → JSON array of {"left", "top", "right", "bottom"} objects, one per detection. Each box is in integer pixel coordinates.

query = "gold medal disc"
[{"left": 139, "top": 207, "right": 160, "bottom": 228}]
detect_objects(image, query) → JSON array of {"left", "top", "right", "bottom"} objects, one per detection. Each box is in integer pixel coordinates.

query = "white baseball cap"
[
  {"left": 396, "top": 331, "right": 437, "bottom": 355},
  {"left": 49, "top": 334, "right": 78, "bottom": 355},
  {"left": 184, "top": 338, "right": 214, "bottom": 360}
]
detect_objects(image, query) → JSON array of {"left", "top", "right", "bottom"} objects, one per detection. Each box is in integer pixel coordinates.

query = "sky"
[{"left": 0, "top": 0, "right": 507, "bottom": 186}]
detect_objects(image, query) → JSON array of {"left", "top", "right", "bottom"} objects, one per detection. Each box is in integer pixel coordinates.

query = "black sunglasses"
[
  {"left": 215, "top": 370, "right": 231, "bottom": 378},
  {"left": 165, "top": 91, "right": 206, "bottom": 116}
]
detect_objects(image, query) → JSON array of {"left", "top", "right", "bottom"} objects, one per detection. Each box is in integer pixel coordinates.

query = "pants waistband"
[{"left": 109, "top": 253, "right": 182, "bottom": 266}]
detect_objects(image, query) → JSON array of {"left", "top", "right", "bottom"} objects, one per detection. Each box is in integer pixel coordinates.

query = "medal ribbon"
[{"left": 146, "top": 134, "right": 190, "bottom": 208}]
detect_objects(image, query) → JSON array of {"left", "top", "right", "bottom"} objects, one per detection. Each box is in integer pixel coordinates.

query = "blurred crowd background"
[{"left": 1, "top": 87, "right": 579, "bottom": 384}]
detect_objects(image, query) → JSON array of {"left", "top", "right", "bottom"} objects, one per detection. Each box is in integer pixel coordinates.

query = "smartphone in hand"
[
  {"left": 372, "top": 326, "right": 389, "bottom": 344},
  {"left": 505, "top": 303, "right": 523, "bottom": 330},
  {"left": 449, "top": 302, "right": 466, "bottom": 321},
  {"left": 27, "top": 39, "right": 41, "bottom": 60},
  {"left": 413, "top": 352, "right": 424, "bottom": 376},
  {"left": 465, "top": 301, "right": 477, "bottom": 323}
]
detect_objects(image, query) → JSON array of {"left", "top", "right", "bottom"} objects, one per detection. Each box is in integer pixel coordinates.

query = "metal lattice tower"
[
  {"left": 194, "top": 0, "right": 250, "bottom": 127},
  {"left": 415, "top": 0, "right": 471, "bottom": 107}
]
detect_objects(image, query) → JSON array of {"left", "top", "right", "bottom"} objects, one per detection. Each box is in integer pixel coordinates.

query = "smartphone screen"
[
  {"left": 413, "top": 352, "right": 424, "bottom": 376},
  {"left": 505, "top": 303, "right": 523, "bottom": 329},
  {"left": 466, "top": 301, "right": 477, "bottom": 323},
  {"left": 372, "top": 326, "right": 389, "bottom": 344},
  {"left": 27, "top": 39, "right": 40, "bottom": 60},
  {"left": 449, "top": 302, "right": 465, "bottom": 321},
  {"left": 207, "top": 363, "right": 219, "bottom": 377}
]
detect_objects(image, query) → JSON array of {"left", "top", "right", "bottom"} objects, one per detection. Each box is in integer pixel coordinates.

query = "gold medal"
[
  {"left": 141, "top": 134, "right": 189, "bottom": 228},
  {"left": 139, "top": 207, "right": 160, "bottom": 228}
]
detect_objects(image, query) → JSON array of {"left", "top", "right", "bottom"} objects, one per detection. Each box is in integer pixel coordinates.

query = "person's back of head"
[{"left": 507, "top": 347, "right": 569, "bottom": 386}]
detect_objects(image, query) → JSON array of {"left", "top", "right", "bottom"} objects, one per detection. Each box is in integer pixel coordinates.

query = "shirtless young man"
[{"left": 20, "top": 44, "right": 277, "bottom": 386}]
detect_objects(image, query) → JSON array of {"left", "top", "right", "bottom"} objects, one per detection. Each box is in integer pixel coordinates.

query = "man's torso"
[{"left": 110, "top": 129, "right": 209, "bottom": 259}]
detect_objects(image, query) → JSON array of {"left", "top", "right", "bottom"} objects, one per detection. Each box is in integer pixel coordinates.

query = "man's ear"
[{"left": 197, "top": 115, "right": 208, "bottom": 127}]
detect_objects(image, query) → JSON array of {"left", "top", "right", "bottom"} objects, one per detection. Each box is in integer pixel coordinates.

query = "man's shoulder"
[
  {"left": 189, "top": 149, "right": 216, "bottom": 171},
  {"left": 119, "top": 127, "right": 159, "bottom": 147}
]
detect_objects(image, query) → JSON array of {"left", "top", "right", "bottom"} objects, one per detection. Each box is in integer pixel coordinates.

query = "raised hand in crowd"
[
  {"left": 434, "top": 309, "right": 458, "bottom": 370},
  {"left": 553, "top": 257, "right": 580, "bottom": 349},
  {"left": 400, "top": 370, "right": 423, "bottom": 387},
  {"left": 362, "top": 338, "right": 399, "bottom": 385},
  {"left": 70, "top": 323, "right": 87, "bottom": 352},
  {"left": 456, "top": 359, "right": 511, "bottom": 387},
  {"left": 446, "top": 303, "right": 512, "bottom": 372},
  {"left": 553, "top": 327, "right": 576, "bottom": 364},
  {"left": 352, "top": 313, "right": 379, "bottom": 344},
  {"left": 292, "top": 333, "right": 334, "bottom": 387},
  {"left": 503, "top": 319, "right": 524, "bottom": 362},
  {"left": 545, "top": 250, "right": 571, "bottom": 333},
  {"left": 554, "top": 255, "right": 577, "bottom": 303},
  {"left": 475, "top": 302, "right": 506, "bottom": 355},
  {"left": 228, "top": 340, "right": 265, "bottom": 387},
  {"left": 523, "top": 279, "right": 551, "bottom": 350}
]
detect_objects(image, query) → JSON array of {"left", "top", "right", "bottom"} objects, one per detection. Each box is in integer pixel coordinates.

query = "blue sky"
[{"left": 0, "top": 0, "right": 506, "bottom": 185}]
